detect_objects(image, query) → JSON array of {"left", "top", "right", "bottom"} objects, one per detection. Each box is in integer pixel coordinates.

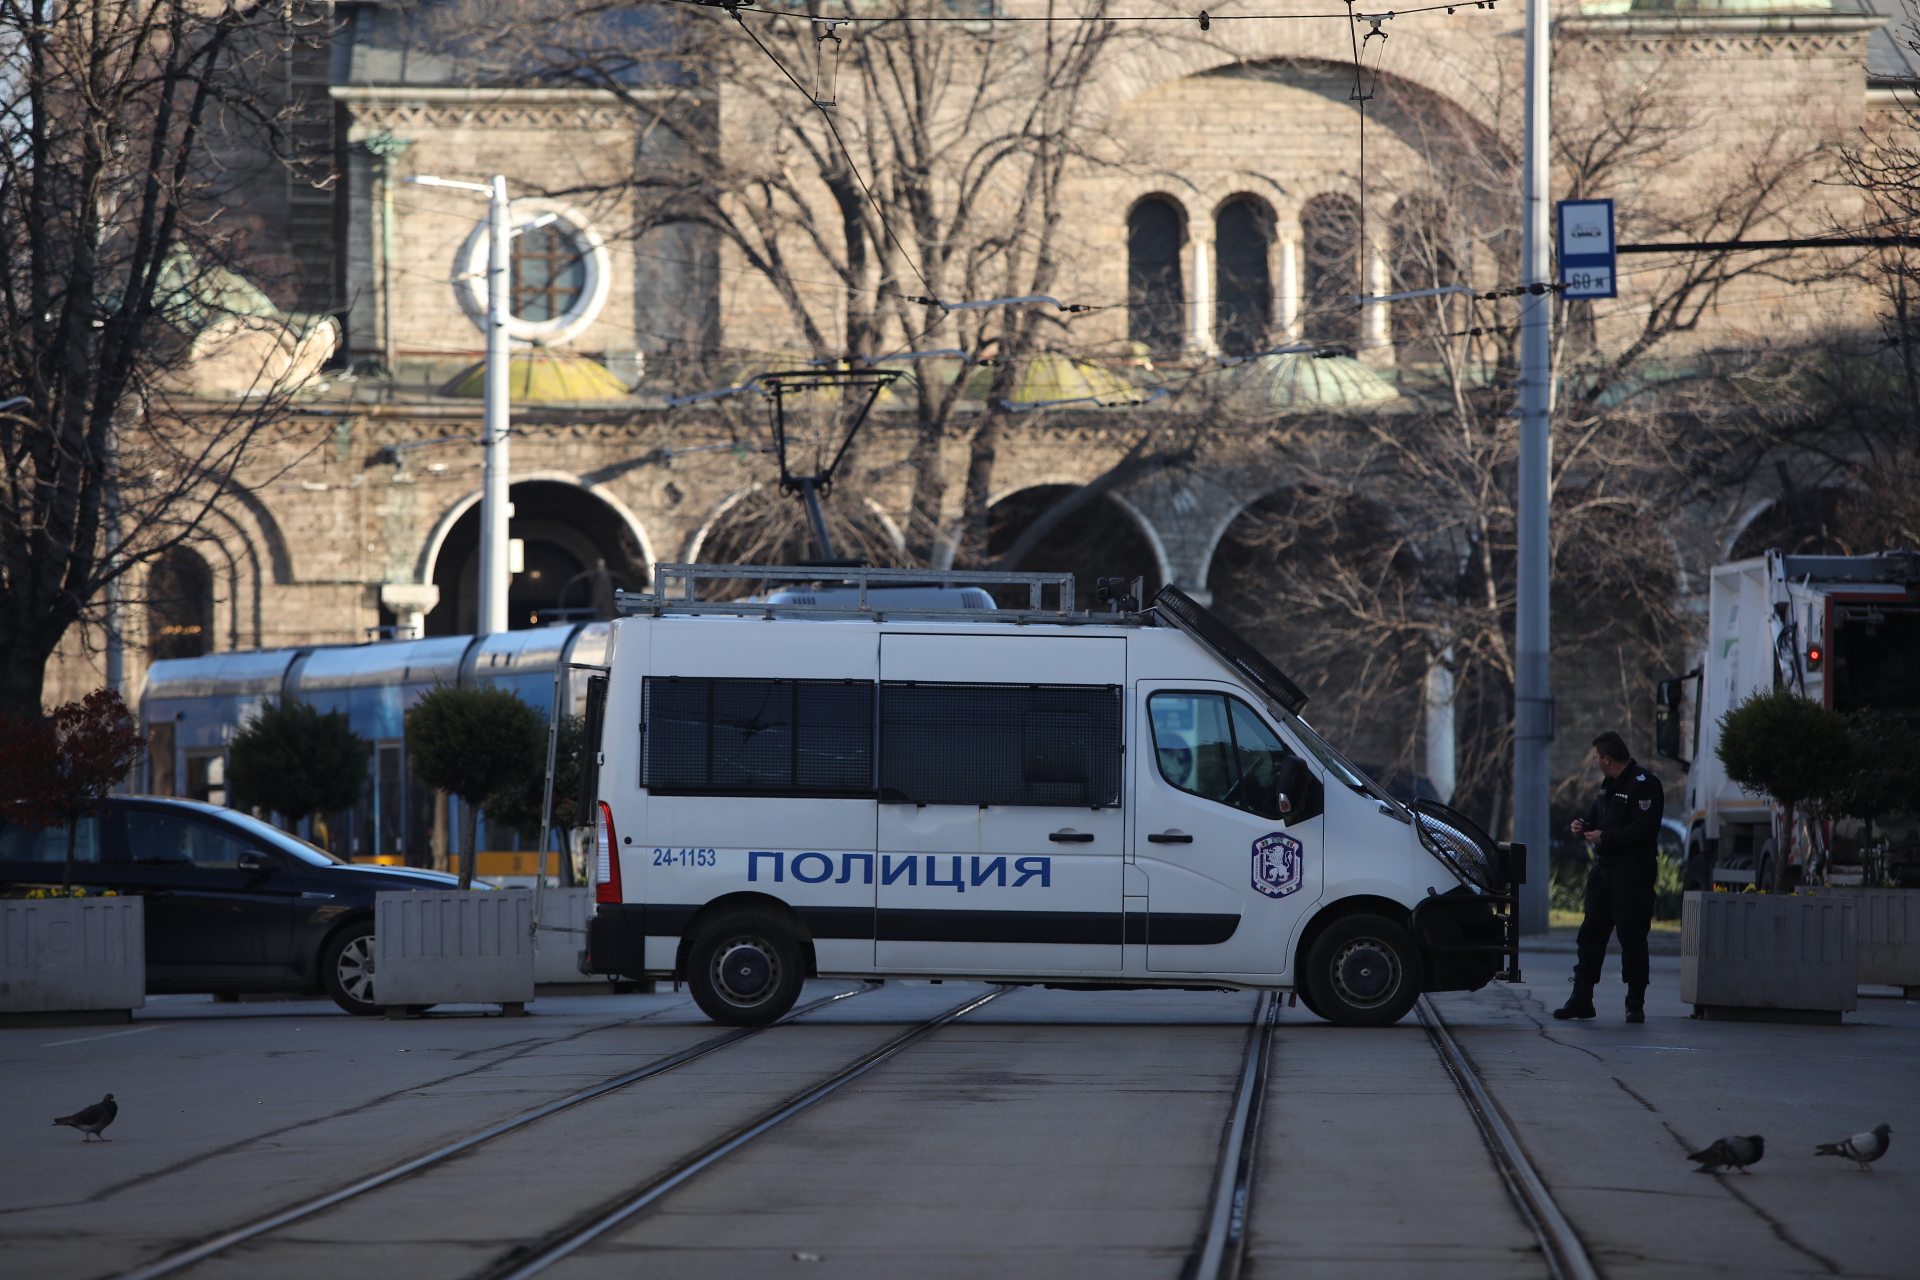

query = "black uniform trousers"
[{"left": 1572, "top": 859, "right": 1657, "bottom": 989}]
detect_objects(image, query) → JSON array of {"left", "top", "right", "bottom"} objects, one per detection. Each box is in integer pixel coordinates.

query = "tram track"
[
  {"left": 112, "top": 982, "right": 880, "bottom": 1280},
  {"left": 477, "top": 986, "right": 1008, "bottom": 1280},
  {"left": 1190, "top": 991, "right": 1599, "bottom": 1280},
  {"left": 1416, "top": 995, "right": 1602, "bottom": 1280},
  {"left": 110, "top": 981, "right": 1600, "bottom": 1280}
]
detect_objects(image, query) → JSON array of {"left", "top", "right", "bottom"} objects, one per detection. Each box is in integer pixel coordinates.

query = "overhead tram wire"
[{"left": 670, "top": 0, "right": 1499, "bottom": 22}]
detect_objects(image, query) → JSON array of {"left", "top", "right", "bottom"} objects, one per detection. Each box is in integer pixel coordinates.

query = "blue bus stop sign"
[{"left": 1557, "top": 199, "right": 1616, "bottom": 299}]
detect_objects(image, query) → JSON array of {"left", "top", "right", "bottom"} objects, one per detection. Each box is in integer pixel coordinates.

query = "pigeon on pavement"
[
  {"left": 53, "top": 1093, "right": 117, "bottom": 1142},
  {"left": 1816, "top": 1124, "right": 1890, "bottom": 1171},
  {"left": 1687, "top": 1134, "right": 1764, "bottom": 1173}
]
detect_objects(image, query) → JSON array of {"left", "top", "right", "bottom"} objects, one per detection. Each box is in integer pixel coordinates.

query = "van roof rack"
[{"left": 616, "top": 563, "right": 1145, "bottom": 625}]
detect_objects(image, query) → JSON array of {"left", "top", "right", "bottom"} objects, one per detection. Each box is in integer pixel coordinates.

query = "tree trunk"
[
  {"left": 458, "top": 798, "right": 479, "bottom": 891},
  {"left": 1773, "top": 802, "right": 1795, "bottom": 893}
]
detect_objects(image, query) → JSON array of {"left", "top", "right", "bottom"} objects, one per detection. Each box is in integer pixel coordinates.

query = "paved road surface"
[{"left": 3, "top": 950, "right": 1914, "bottom": 1280}]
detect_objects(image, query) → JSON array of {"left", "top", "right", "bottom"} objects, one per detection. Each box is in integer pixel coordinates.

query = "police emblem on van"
[{"left": 1251, "top": 832, "right": 1304, "bottom": 899}]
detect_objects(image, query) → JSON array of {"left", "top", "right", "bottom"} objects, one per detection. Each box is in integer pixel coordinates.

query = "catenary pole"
[
  {"left": 1515, "top": 0, "right": 1553, "bottom": 931},
  {"left": 479, "top": 175, "right": 512, "bottom": 637}
]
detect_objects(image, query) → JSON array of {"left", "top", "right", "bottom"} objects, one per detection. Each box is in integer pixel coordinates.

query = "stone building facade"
[{"left": 44, "top": 0, "right": 1909, "bottom": 824}]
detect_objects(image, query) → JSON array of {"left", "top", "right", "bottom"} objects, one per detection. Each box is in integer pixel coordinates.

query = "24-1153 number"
[{"left": 653, "top": 847, "right": 717, "bottom": 867}]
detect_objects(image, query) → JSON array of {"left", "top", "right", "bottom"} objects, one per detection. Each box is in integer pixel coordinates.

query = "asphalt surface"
[{"left": 3, "top": 950, "right": 1915, "bottom": 1280}]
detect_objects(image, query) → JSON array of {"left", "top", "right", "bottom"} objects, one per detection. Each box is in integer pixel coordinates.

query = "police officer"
[{"left": 1554, "top": 731, "right": 1664, "bottom": 1024}]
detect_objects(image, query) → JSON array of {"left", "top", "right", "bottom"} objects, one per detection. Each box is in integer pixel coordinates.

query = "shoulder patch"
[{"left": 1636, "top": 773, "right": 1647, "bottom": 781}]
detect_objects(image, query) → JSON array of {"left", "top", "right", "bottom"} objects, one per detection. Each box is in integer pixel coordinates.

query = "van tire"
[
  {"left": 686, "top": 911, "right": 804, "bottom": 1026},
  {"left": 1302, "top": 914, "right": 1420, "bottom": 1027}
]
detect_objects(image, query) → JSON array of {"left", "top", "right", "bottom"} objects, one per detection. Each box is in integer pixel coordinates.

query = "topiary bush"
[
  {"left": 228, "top": 700, "right": 370, "bottom": 845},
  {"left": 1716, "top": 688, "right": 1852, "bottom": 891},
  {"left": 406, "top": 684, "right": 545, "bottom": 890}
]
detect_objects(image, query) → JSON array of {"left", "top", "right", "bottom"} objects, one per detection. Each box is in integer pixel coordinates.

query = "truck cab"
[{"left": 584, "top": 565, "right": 1522, "bottom": 1027}]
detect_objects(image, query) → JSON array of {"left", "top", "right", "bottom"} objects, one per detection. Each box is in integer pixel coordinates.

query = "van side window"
[
  {"left": 643, "top": 678, "right": 875, "bottom": 796},
  {"left": 880, "top": 682, "right": 1122, "bottom": 807},
  {"left": 1149, "top": 692, "right": 1295, "bottom": 820}
]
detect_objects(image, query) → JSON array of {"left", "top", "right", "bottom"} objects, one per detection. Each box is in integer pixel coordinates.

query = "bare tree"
[
  {"left": 0, "top": 0, "right": 332, "bottom": 714},
  {"left": 1211, "top": 33, "right": 1852, "bottom": 834},
  {"left": 423, "top": 0, "right": 1182, "bottom": 567}
]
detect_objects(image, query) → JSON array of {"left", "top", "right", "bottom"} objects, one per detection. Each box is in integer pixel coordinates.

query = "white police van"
[{"left": 583, "top": 565, "right": 1523, "bottom": 1027}]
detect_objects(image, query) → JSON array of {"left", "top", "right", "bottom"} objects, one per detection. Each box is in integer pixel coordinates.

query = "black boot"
[
  {"left": 1553, "top": 981, "right": 1597, "bottom": 1020},
  {"left": 1626, "top": 985, "right": 1647, "bottom": 1024}
]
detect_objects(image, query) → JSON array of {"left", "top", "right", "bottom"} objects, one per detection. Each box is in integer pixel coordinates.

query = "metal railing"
[{"left": 616, "top": 563, "right": 1139, "bottom": 625}]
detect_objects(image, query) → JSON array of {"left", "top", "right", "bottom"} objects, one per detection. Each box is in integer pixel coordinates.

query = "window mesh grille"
[
  {"left": 880, "top": 682, "right": 1121, "bottom": 807},
  {"left": 643, "top": 678, "right": 874, "bottom": 795}
]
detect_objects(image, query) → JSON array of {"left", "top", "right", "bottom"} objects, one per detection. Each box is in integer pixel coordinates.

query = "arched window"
[
  {"left": 1390, "top": 195, "right": 1459, "bottom": 363},
  {"left": 511, "top": 223, "right": 588, "bottom": 322},
  {"left": 1214, "top": 197, "right": 1273, "bottom": 356},
  {"left": 147, "top": 545, "right": 214, "bottom": 660},
  {"left": 1128, "top": 198, "right": 1186, "bottom": 357},
  {"left": 1300, "top": 194, "right": 1362, "bottom": 349}
]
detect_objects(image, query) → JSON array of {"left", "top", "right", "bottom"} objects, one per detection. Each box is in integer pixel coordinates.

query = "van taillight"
[{"left": 595, "top": 801, "right": 621, "bottom": 904}]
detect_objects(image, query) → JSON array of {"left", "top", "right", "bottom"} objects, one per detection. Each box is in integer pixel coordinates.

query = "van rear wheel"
[
  {"left": 1303, "top": 914, "right": 1421, "bottom": 1027},
  {"left": 686, "top": 911, "right": 804, "bottom": 1026}
]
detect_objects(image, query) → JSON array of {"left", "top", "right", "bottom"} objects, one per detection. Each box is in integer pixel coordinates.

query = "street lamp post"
[
  {"left": 406, "top": 173, "right": 511, "bottom": 637},
  {"left": 1514, "top": 0, "right": 1553, "bottom": 932}
]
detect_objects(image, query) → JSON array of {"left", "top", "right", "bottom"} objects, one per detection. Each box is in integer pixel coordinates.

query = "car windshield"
[{"left": 217, "top": 809, "right": 346, "bottom": 866}]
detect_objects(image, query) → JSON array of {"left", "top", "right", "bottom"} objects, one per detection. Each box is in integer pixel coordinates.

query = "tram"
[{"left": 141, "top": 623, "right": 609, "bottom": 872}]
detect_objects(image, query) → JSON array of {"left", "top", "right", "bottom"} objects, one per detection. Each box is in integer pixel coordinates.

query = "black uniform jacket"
[{"left": 1578, "top": 761, "right": 1665, "bottom": 865}]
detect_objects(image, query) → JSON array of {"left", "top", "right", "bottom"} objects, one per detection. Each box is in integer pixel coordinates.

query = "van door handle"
[
  {"left": 1049, "top": 830, "right": 1095, "bottom": 843},
  {"left": 1148, "top": 831, "right": 1193, "bottom": 844}
]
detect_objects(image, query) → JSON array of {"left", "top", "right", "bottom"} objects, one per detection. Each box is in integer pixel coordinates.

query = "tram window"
[
  {"left": 880, "top": 682, "right": 1122, "bottom": 808},
  {"left": 643, "top": 677, "right": 875, "bottom": 796}
]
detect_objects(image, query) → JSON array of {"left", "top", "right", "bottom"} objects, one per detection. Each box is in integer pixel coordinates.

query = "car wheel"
[
  {"left": 1683, "top": 845, "right": 1711, "bottom": 893},
  {"left": 1294, "top": 985, "right": 1325, "bottom": 1020},
  {"left": 685, "top": 911, "right": 804, "bottom": 1027},
  {"left": 322, "top": 923, "right": 381, "bottom": 1016},
  {"left": 1756, "top": 840, "right": 1777, "bottom": 893},
  {"left": 1303, "top": 914, "right": 1421, "bottom": 1028}
]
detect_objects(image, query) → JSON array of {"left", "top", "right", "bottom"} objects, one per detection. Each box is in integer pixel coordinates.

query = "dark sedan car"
[{"left": 0, "top": 796, "right": 463, "bottom": 1014}]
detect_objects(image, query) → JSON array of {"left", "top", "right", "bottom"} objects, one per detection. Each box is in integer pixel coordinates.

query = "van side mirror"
[{"left": 1273, "top": 755, "right": 1323, "bottom": 826}]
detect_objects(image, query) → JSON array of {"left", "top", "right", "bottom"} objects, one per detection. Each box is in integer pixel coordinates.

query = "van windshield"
[{"left": 1279, "top": 711, "right": 1410, "bottom": 818}]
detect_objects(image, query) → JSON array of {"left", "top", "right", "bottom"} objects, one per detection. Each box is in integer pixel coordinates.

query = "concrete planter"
[
  {"left": 375, "top": 890, "right": 534, "bottom": 1016},
  {"left": 1810, "top": 887, "right": 1920, "bottom": 994},
  {"left": 534, "top": 887, "right": 594, "bottom": 986},
  {"left": 1681, "top": 890, "right": 1857, "bottom": 1024},
  {"left": 0, "top": 897, "right": 144, "bottom": 1025}
]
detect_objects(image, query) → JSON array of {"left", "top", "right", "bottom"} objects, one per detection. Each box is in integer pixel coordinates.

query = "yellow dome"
[
  {"left": 442, "top": 352, "right": 631, "bottom": 402},
  {"left": 1009, "top": 353, "right": 1148, "bottom": 407}
]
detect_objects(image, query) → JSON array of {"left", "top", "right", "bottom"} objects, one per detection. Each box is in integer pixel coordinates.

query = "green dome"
[{"left": 1216, "top": 353, "right": 1401, "bottom": 412}]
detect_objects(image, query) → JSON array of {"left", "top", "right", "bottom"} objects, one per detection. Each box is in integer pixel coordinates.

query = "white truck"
[
  {"left": 1657, "top": 550, "right": 1920, "bottom": 890},
  {"left": 582, "top": 564, "right": 1525, "bottom": 1027}
]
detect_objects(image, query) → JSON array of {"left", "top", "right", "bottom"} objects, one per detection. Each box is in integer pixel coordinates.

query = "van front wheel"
[
  {"left": 686, "top": 911, "right": 804, "bottom": 1026},
  {"left": 1303, "top": 914, "right": 1421, "bottom": 1027}
]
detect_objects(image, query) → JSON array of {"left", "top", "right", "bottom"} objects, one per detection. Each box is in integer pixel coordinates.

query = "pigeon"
[
  {"left": 1687, "top": 1134, "right": 1764, "bottom": 1173},
  {"left": 53, "top": 1093, "right": 117, "bottom": 1142},
  {"left": 1816, "top": 1123, "right": 1890, "bottom": 1171}
]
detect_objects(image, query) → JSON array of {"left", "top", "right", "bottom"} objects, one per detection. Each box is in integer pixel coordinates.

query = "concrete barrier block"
[
  {"left": 1807, "top": 888, "right": 1920, "bottom": 988},
  {"left": 1682, "top": 891, "right": 1857, "bottom": 1021},
  {"left": 375, "top": 891, "right": 534, "bottom": 1009},
  {"left": 534, "top": 888, "right": 594, "bottom": 986},
  {"left": 0, "top": 897, "right": 145, "bottom": 1014}
]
